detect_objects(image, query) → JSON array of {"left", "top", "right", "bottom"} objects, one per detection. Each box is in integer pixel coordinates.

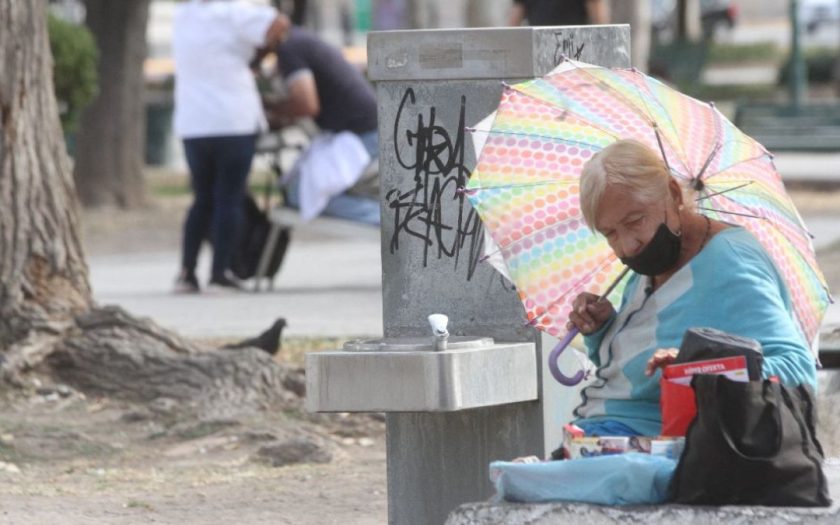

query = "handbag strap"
[
  {"left": 795, "top": 384, "right": 826, "bottom": 458},
  {"left": 778, "top": 384, "right": 831, "bottom": 505}
]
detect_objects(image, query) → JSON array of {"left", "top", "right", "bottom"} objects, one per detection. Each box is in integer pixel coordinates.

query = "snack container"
[
  {"left": 560, "top": 424, "right": 685, "bottom": 460},
  {"left": 649, "top": 438, "right": 685, "bottom": 459}
]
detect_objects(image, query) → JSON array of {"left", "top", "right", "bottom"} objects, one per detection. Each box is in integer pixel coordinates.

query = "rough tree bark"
[
  {"left": 73, "top": 0, "right": 149, "bottom": 209},
  {"left": 0, "top": 0, "right": 92, "bottom": 362},
  {"left": 1, "top": 1, "right": 296, "bottom": 418}
]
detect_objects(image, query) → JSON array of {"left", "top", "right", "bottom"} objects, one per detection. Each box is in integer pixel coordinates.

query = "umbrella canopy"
[{"left": 465, "top": 58, "right": 831, "bottom": 353}]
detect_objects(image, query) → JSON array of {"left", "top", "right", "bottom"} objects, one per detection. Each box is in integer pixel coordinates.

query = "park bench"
[{"left": 734, "top": 102, "right": 840, "bottom": 152}]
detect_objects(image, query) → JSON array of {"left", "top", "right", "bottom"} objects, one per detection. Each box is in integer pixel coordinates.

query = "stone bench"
[
  {"left": 448, "top": 368, "right": 840, "bottom": 524},
  {"left": 446, "top": 463, "right": 840, "bottom": 524}
]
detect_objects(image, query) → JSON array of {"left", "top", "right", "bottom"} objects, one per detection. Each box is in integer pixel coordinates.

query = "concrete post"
[{"left": 369, "top": 25, "right": 630, "bottom": 525}]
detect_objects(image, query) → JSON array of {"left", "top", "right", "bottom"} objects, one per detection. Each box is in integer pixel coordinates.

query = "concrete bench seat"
[{"left": 446, "top": 462, "right": 840, "bottom": 524}]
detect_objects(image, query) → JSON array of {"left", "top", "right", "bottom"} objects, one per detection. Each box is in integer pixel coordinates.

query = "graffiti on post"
[
  {"left": 553, "top": 31, "right": 585, "bottom": 65},
  {"left": 385, "top": 87, "right": 484, "bottom": 281}
]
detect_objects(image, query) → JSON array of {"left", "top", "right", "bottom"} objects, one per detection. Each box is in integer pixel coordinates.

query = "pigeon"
[{"left": 222, "top": 318, "right": 287, "bottom": 355}]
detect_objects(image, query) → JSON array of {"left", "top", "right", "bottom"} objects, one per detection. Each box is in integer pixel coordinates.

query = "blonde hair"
[{"left": 579, "top": 139, "right": 689, "bottom": 229}]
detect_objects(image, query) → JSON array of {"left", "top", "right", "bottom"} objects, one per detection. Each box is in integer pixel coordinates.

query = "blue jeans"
[
  {"left": 181, "top": 133, "right": 257, "bottom": 280},
  {"left": 286, "top": 130, "right": 380, "bottom": 226}
]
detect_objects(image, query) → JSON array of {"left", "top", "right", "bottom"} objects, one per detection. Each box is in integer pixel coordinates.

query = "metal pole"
[
  {"left": 789, "top": 0, "right": 807, "bottom": 110},
  {"left": 836, "top": 0, "right": 840, "bottom": 96}
]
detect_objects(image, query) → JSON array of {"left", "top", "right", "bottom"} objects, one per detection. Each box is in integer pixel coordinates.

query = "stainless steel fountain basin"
[{"left": 305, "top": 337, "right": 537, "bottom": 412}]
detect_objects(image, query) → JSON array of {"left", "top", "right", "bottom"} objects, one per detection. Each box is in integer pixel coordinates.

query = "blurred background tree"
[
  {"left": 47, "top": 12, "right": 98, "bottom": 135},
  {"left": 73, "top": 0, "right": 151, "bottom": 209}
]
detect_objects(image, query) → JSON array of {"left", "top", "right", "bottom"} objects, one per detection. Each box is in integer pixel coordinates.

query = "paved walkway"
[
  {"left": 88, "top": 151, "right": 840, "bottom": 340},
  {"left": 89, "top": 209, "right": 383, "bottom": 340}
]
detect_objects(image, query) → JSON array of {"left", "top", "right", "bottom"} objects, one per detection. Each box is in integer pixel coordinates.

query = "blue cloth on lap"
[
  {"left": 490, "top": 453, "right": 677, "bottom": 505},
  {"left": 575, "top": 419, "right": 641, "bottom": 437}
]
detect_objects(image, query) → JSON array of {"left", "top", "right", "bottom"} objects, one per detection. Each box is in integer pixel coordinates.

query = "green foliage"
[
  {"left": 706, "top": 41, "right": 780, "bottom": 64},
  {"left": 779, "top": 47, "right": 840, "bottom": 85},
  {"left": 125, "top": 500, "right": 154, "bottom": 511},
  {"left": 650, "top": 40, "right": 785, "bottom": 103},
  {"left": 649, "top": 41, "right": 709, "bottom": 84},
  {"left": 47, "top": 13, "right": 99, "bottom": 133},
  {"left": 678, "top": 83, "right": 778, "bottom": 103}
]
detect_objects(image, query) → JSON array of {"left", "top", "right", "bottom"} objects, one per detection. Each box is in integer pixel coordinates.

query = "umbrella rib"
[
  {"left": 706, "top": 202, "right": 830, "bottom": 304},
  {"left": 696, "top": 177, "right": 812, "bottom": 241},
  {"left": 528, "top": 255, "right": 623, "bottom": 325},
  {"left": 697, "top": 149, "right": 771, "bottom": 181},
  {"left": 504, "top": 83, "right": 626, "bottom": 143},
  {"left": 557, "top": 63, "right": 658, "bottom": 125},
  {"left": 653, "top": 127, "right": 673, "bottom": 178},
  {"left": 699, "top": 185, "right": 814, "bottom": 238},
  {"left": 695, "top": 142, "right": 722, "bottom": 182},
  {"left": 632, "top": 73, "right": 696, "bottom": 175},
  {"left": 468, "top": 126, "right": 613, "bottom": 151},
  {"left": 463, "top": 180, "right": 579, "bottom": 194},
  {"left": 702, "top": 194, "right": 831, "bottom": 342},
  {"left": 694, "top": 181, "right": 754, "bottom": 202},
  {"left": 479, "top": 213, "right": 587, "bottom": 261},
  {"left": 701, "top": 180, "right": 790, "bottom": 218},
  {"left": 559, "top": 62, "right": 693, "bottom": 177},
  {"left": 696, "top": 205, "right": 765, "bottom": 220},
  {"left": 708, "top": 104, "right": 734, "bottom": 185}
]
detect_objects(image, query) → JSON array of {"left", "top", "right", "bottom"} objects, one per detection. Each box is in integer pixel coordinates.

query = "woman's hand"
[
  {"left": 645, "top": 348, "right": 679, "bottom": 376},
  {"left": 566, "top": 292, "right": 615, "bottom": 335}
]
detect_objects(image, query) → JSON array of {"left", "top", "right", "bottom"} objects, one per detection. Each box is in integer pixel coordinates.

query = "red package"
[
  {"left": 660, "top": 377, "right": 696, "bottom": 437},
  {"left": 660, "top": 356, "right": 749, "bottom": 437}
]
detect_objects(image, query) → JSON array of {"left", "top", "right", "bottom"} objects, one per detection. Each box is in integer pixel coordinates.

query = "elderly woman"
[{"left": 565, "top": 139, "right": 817, "bottom": 437}]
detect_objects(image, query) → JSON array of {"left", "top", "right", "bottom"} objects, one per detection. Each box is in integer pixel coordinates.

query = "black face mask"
[{"left": 620, "top": 221, "right": 682, "bottom": 276}]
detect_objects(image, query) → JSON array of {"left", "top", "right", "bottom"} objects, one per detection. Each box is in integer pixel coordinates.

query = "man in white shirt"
[{"left": 172, "top": 0, "right": 289, "bottom": 292}]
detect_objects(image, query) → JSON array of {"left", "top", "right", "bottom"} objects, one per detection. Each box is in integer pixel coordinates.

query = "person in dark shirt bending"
[
  {"left": 509, "top": 0, "right": 608, "bottom": 26},
  {"left": 264, "top": 27, "right": 379, "bottom": 225}
]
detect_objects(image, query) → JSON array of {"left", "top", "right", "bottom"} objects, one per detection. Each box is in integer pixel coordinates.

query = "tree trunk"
[
  {"left": 73, "top": 0, "right": 149, "bottom": 209},
  {"left": 675, "top": 0, "right": 702, "bottom": 42},
  {"left": 47, "top": 307, "right": 302, "bottom": 418},
  {"left": 0, "top": 0, "right": 92, "bottom": 354},
  {"left": 1, "top": 1, "right": 298, "bottom": 417}
]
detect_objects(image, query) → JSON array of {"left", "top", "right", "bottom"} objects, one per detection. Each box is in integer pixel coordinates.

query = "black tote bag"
[{"left": 669, "top": 375, "right": 831, "bottom": 507}]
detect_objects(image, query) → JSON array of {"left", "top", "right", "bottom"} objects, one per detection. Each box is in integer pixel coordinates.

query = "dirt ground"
[
  {"left": 0, "top": 390, "right": 386, "bottom": 525},
  {"left": 1, "top": 172, "right": 388, "bottom": 524},
  {"left": 1, "top": 181, "right": 839, "bottom": 524}
]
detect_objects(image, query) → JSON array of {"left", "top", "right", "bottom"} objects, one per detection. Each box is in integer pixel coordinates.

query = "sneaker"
[
  {"left": 207, "top": 272, "right": 244, "bottom": 292},
  {"left": 174, "top": 270, "right": 200, "bottom": 294}
]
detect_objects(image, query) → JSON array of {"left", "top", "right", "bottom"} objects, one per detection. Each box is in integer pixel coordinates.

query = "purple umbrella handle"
[
  {"left": 545, "top": 267, "right": 631, "bottom": 387},
  {"left": 547, "top": 328, "right": 585, "bottom": 386}
]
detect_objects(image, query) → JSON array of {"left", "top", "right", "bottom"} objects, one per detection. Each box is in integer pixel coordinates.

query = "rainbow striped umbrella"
[{"left": 465, "top": 58, "right": 831, "bottom": 364}]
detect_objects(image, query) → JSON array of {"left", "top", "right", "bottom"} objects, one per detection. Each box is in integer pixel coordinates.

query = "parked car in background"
[
  {"left": 652, "top": 0, "right": 739, "bottom": 42},
  {"left": 800, "top": 0, "right": 840, "bottom": 33}
]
